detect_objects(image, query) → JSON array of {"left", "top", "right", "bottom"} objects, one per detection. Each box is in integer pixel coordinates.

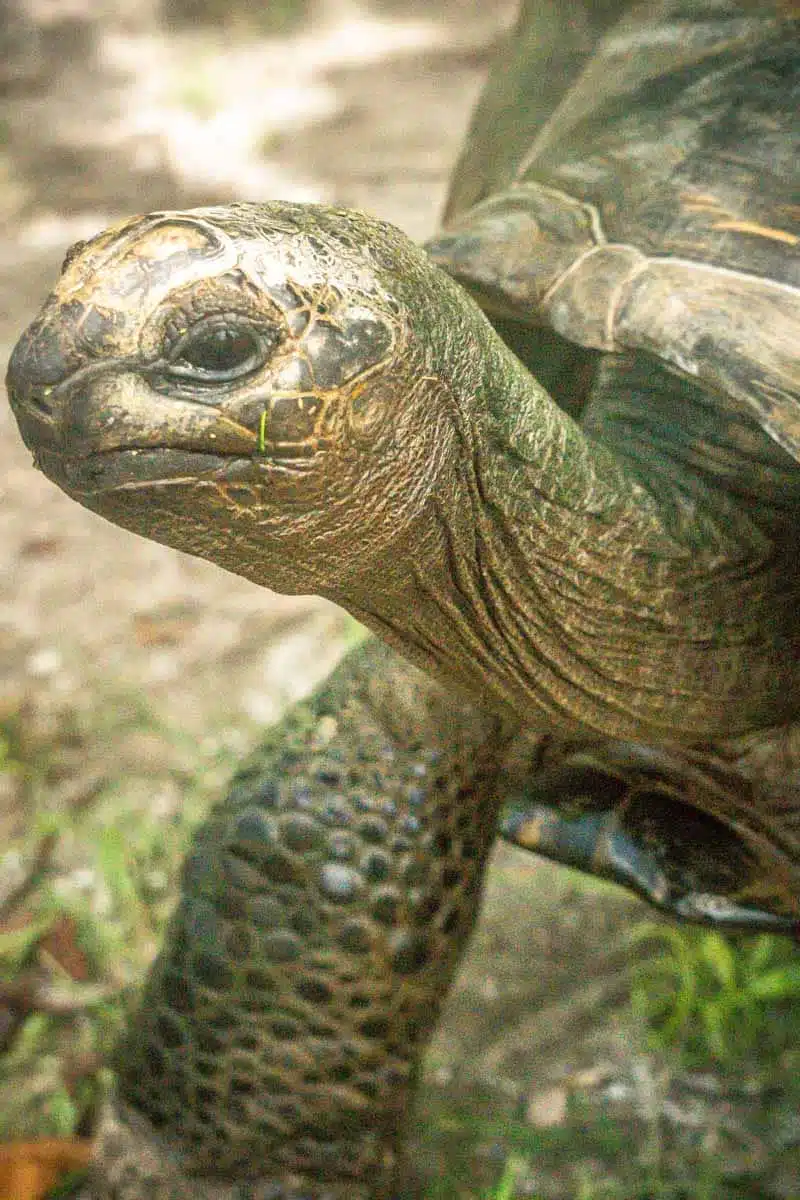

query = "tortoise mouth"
[{"left": 33, "top": 446, "right": 313, "bottom": 497}]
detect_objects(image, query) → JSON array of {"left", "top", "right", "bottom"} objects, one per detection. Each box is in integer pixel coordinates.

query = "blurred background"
[{"left": 1, "top": 2, "right": 799, "bottom": 1197}]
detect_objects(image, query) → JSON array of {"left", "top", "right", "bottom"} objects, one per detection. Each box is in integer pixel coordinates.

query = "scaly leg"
[{"left": 89, "top": 639, "right": 510, "bottom": 1199}]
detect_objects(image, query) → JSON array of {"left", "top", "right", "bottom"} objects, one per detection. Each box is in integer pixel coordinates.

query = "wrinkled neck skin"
[
  {"left": 330, "top": 274, "right": 798, "bottom": 743},
  {"left": 16, "top": 202, "right": 794, "bottom": 745}
]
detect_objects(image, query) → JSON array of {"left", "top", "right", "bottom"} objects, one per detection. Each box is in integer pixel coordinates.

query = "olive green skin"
[{"left": 5, "top": 2, "right": 800, "bottom": 1197}]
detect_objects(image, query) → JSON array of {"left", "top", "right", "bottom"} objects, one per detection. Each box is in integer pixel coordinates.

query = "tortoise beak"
[{"left": 6, "top": 304, "right": 83, "bottom": 447}]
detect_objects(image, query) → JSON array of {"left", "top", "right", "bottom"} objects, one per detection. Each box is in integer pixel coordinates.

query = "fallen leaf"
[
  {"left": 0, "top": 1138, "right": 91, "bottom": 1200},
  {"left": 38, "top": 916, "right": 89, "bottom": 982}
]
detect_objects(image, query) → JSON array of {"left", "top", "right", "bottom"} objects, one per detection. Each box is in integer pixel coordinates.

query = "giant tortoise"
[{"left": 6, "top": 0, "right": 800, "bottom": 1195}]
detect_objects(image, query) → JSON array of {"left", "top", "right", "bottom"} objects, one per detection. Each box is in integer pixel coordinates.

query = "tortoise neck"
[{"left": 339, "top": 298, "right": 797, "bottom": 742}]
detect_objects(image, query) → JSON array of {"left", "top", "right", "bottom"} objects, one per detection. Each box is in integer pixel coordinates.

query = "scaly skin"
[
  {"left": 87, "top": 638, "right": 511, "bottom": 1198},
  {"left": 6, "top": 198, "right": 800, "bottom": 1196},
  {"left": 7, "top": 203, "right": 800, "bottom": 741}
]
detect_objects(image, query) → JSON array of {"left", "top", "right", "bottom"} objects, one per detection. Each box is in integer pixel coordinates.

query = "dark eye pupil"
[{"left": 178, "top": 326, "right": 259, "bottom": 375}]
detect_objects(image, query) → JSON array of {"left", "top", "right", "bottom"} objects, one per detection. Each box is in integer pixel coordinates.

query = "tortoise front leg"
[{"left": 89, "top": 639, "right": 508, "bottom": 1200}]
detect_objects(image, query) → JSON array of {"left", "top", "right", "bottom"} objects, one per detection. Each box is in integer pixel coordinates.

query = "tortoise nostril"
[
  {"left": 28, "top": 389, "right": 56, "bottom": 418},
  {"left": 61, "top": 239, "right": 87, "bottom": 274}
]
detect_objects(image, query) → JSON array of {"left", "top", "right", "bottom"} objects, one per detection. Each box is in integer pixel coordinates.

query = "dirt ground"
[{"left": 1, "top": 3, "right": 799, "bottom": 1197}]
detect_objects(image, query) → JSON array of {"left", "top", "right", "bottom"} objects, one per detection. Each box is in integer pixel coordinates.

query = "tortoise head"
[{"left": 7, "top": 202, "right": 472, "bottom": 597}]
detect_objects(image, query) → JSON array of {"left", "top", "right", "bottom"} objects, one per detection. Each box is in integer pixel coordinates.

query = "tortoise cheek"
[
  {"left": 261, "top": 394, "right": 327, "bottom": 455},
  {"left": 347, "top": 382, "right": 388, "bottom": 444},
  {"left": 301, "top": 306, "right": 394, "bottom": 391}
]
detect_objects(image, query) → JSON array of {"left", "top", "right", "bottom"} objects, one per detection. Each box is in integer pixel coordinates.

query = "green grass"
[
  {"left": 485, "top": 1157, "right": 527, "bottom": 1199},
  {"left": 630, "top": 921, "right": 800, "bottom": 1067},
  {"left": 429, "top": 916, "right": 800, "bottom": 1199},
  {"left": 0, "top": 698, "right": 223, "bottom": 1147}
]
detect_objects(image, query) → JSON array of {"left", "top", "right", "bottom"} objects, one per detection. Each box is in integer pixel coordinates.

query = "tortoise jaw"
[
  {"left": 32, "top": 446, "right": 234, "bottom": 497},
  {"left": 28, "top": 445, "right": 320, "bottom": 501}
]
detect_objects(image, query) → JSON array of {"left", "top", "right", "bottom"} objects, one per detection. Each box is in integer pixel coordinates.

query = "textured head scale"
[{"left": 7, "top": 203, "right": 474, "bottom": 597}]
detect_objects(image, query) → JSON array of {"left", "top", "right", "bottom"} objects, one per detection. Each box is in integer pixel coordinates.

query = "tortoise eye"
[{"left": 167, "top": 318, "right": 272, "bottom": 383}]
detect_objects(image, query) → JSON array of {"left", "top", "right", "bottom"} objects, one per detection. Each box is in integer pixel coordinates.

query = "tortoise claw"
[{"left": 500, "top": 758, "right": 800, "bottom": 937}]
